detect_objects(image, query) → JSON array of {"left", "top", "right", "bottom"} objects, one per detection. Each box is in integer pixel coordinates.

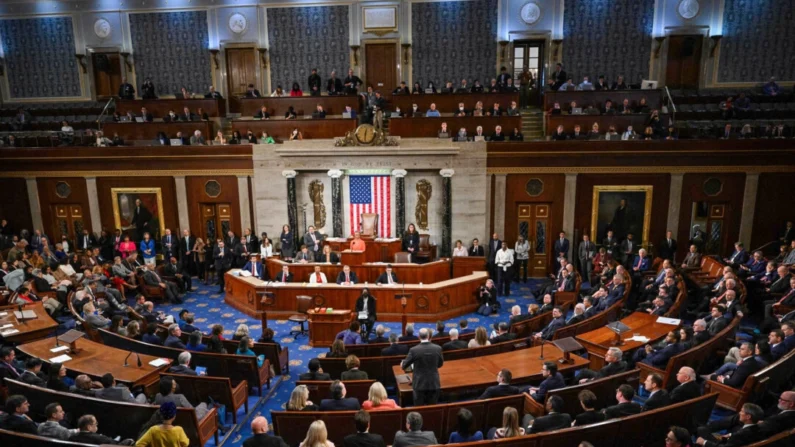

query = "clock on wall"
[
  {"left": 677, "top": 0, "right": 700, "bottom": 20},
  {"left": 354, "top": 124, "right": 376, "bottom": 145},
  {"left": 520, "top": 2, "right": 542, "bottom": 26},
  {"left": 228, "top": 12, "right": 248, "bottom": 35},
  {"left": 93, "top": 18, "right": 111, "bottom": 39}
]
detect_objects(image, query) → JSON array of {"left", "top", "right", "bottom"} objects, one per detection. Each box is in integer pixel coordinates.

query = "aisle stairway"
[{"left": 522, "top": 107, "right": 545, "bottom": 140}]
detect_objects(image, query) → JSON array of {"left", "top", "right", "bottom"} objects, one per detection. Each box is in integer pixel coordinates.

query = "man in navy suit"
[
  {"left": 478, "top": 368, "right": 520, "bottom": 399},
  {"left": 381, "top": 334, "right": 409, "bottom": 356},
  {"left": 533, "top": 307, "right": 565, "bottom": 341},
  {"left": 738, "top": 250, "right": 766, "bottom": 278},
  {"left": 724, "top": 242, "right": 749, "bottom": 269},
  {"left": 336, "top": 265, "right": 358, "bottom": 285},
  {"left": 242, "top": 254, "right": 267, "bottom": 280},
  {"left": 594, "top": 275, "right": 626, "bottom": 313},
  {"left": 631, "top": 248, "right": 650, "bottom": 274},
  {"left": 528, "top": 361, "right": 565, "bottom": 402},
  {"left": 375, "top": 264, "right": 399, "bottom": 285},
  {"left": 635, "top": 330, "right": 683, "bottom": 367},
  {"left": 274, "top": 265, "right": 293, "bottom": 283},
  {"left": 161, "top": 229, "right": 175, "bottom": 260},
  {"left": 553, "top": 232, "right": 570, "bottom": 269},
  {"left": 319, "top": 381, "right": 361, "bottom": 411},
  {"left": 710, "top": 342, "right": 763, "bottom": 388}
]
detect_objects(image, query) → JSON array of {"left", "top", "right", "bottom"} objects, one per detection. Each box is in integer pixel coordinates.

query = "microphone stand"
[
  {"left": 124, "top": 351, "right": 133, "bottom": 367},
  {"left": 539, "top": 340, "right": 545, "bottom": 360}
]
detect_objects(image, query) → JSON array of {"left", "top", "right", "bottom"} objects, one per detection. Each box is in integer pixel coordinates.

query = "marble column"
[
  {"left": 562, "top": 173, "right": 577, "bottom": 261},
  {"left": 85, "top": 177, "right": 102, "bottom": 234},
  {"left": 493, "top": 174, "right": 507, "bottom": 237},
  {"left": 25, "top": 177, "right": 43, "bottom": 231},
  {"left": 237, "top": 175, "right": 252, "bottom": 233},
  {"left": 392, "top": 169, "right": 407, "bottom": 237},
  {"left": 328, "top": 169, "right": 344, "bottom": 237},
  {"left": 440, "top": 169, "right": 454, "bottom": 258},
  {"left": 666, "top": 173, "right": 684, "bottom": 237},
  {"left": 283, "top": 170, "right": 299, "bottom": 247},
  {"left": 739, "top": 173, "right": 760, "bottom": 245},
  {"left": 173, "top": 176, "right": 190, "bottom": 232}
]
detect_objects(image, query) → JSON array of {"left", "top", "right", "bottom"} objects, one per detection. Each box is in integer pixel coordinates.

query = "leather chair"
[
  {"left": 394, "top": 252, "right": 411, "bottom": 263},
  {"left": 360, "top": 213, "right": 378, "bottom": 237},
  {"left": 289, "top": 295, "right": 313, "bottom": 338},
  {"left": 414, "top": 234, "right": 433, "bottom": 262}
]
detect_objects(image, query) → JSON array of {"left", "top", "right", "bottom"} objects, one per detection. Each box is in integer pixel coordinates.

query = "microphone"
[
  {"left": 539, "top": 340, "right": 545, "bottom": 360},
  {"left": 124, "top": 351, "right": 132, "bottom": 367},
  {"left": 136, "top": 352, "right": 142, "bottom": 367}
]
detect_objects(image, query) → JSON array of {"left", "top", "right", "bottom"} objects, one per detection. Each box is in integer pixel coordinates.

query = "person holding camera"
[{"left": 477, "top": 279, "right": 498, "bottom": 315}]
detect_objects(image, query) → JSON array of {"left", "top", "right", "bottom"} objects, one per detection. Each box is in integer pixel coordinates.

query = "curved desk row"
[
  {"left": 223, "top": 270, "right": 488, "bottom": 322},
  {"left": 264, "top": 257, "right": 451, "bottom": 285}
]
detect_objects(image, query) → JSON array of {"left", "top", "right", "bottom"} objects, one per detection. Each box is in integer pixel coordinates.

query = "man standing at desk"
[
  {"left": 356, "top": 288, "right": 377, "bottom": 340},
  {"left": 304, "top": 226, "right": 324, "bottom": 260},
  {"left": 213, "top": 240, "right": 232, "bottom": 293},
  {"left": 350, "top": 232, "right": 366, "bottom": 251},
  {"left": 401, "top": 328, "right": 444, "bottom": 405},
  {"left": 376, "top": 264, "right": 399, "bottom": 285}
]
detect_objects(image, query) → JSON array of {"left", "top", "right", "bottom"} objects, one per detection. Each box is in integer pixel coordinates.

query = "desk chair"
[
  {"left": 289, "top": 295, "right": 313, "bottom": 338},
  {"left": 360, "top": 213, "right": 378, "bottom": 237},
  {"left": 394, "top": 252, "right": 411, "bottom": 263},
  {"left": 415, "top": 234, "right": 432, "bottom": 262}
]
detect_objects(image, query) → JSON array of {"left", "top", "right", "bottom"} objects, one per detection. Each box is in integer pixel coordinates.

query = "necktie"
[
  {"left": 637, "top": 258, "right": 642, "bottom": 268},
  {"left": 252, "top": 264, "right": 255, "bottom": 275},
  {"left": 2, "top": 361, "right": 19, "bottom": 377},
  {"left": 316, "top": 272, "right": 321, "bottom": 283},
  {"left": 777, "top": 289, "right": 795, "bottom": 305},
  {"left": 346, "top": 273, "right": 350, "bottom": 283},
  {"left": 388, "top": 274, "right": 393, "bottom": 285},
  {"left": 281, "top": 273, "right": 286, "bottom": 283}
]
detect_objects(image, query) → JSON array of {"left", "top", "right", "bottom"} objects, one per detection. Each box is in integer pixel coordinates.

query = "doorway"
[
  {"left": 689, "top": 202, "right": 727, "bottom": 256},
  {"left": 512, "top": 40, "right": 545, "bottom": 106},
  {"left": 517, "top": 203, "right": 551, "bottom": 276},
  {"left": 225, "top": 48, "right": 257, "bottom": 98},
  {"left": 52, "top": 204, "right": 86, "bottom": 241},
  {"left": 665, "top": 35, "right": 703, "bottom": 89},
  {"left": 200, "top": 203, "right": 232, "bottom": 243},
  {"left": 92, "top": 52, "right": 122, "bottom": 99},
  {"left": 364, "top": 43, "right": 398, "bottom": 91}
]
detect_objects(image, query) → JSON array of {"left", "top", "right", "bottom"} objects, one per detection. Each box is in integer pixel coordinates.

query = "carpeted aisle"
[{"left": 153, "top": 279, "right": 543, "bottom": 446}]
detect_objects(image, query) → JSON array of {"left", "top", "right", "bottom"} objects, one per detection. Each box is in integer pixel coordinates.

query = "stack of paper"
[
  {"left": 149, "top": 358, "right": 170, "bottom": 367},
  {"left": 49, "top": 354, "right": 72, "bottom": 363},
  {"left": 628, "top": 335, "right": 650, "bottom": 343},
  {"left": 0, "top": 328, "right": 19, "bottom": 336},
  {"left": 656, "top": 317, "right": 681, "bottom": 325}
]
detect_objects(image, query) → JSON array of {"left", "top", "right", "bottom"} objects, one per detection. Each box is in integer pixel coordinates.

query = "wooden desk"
[
  {"left": 116, "top": 98, "right": 226, "bottom": 118},
  {"left": 544, "top": 89, "right": 662, "bottom": 110},
  {"left": 232, "top": 95, "right": 360, "bottom": 116},
  {"left": 102, "top": 121, "right": 213, "bottom": 141},
  {"left": 575, "top": 312, "right": 680, "bottom": 369},
  {"left": 16, "top": 336, "right": 167, "bottom": 392},
  {"left": 325, "top": 238, "right": 403, "bottom": 263},
  {"left": 452, "top": 256, "right": 486, "bottom": 278},
  {"left": 545, "top": 114, "right": 669, "bottom": 135},
  {"left": 391, "top": 344, "right": 588, "bottom": 405},
  {"left": 307, "top": 309, "right": 353, "bottom": 347},
  {"left": 225, "top": 270, "right": 487, "bottom": 322},
  {"left": 265, "top": 258, "right": 452, "bottom": 284},
  {"left": 0, "top": 303, "right": 58, "bottom": 343},
  {"left": 230, "top": 118, "right": 356, "bottom": 140},
  {"left": 384, "top": 92, "right": 520, "bottom": 114},
  {"left": 388, "top": 116, "right": 522, "bottom": 138}
]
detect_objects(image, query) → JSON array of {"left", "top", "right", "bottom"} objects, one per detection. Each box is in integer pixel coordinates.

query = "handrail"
[
  {"left": 96, "top": 97, "right": 115, "bottom": 131},
  {"left": 664, "top": 86, "right": 676, "bottom": 128},
  {"left": 752, "top": 239, "right": 783, "bottom": 255}
]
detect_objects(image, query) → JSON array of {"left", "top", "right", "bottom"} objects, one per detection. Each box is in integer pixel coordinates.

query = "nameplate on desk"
[
  {"left": 1, "top": 329, "right": 20, "bottom": 336},
  {"left": 238, "top": 270, "right": 252, "bottom": 277},
  {"left": 14, "top": 310, "right": 37, "bottom": 320},
  {"left": 50, "top": 346, "right": 70, "bottom": 353},
  {"left": 49, "top": 354, "right": 72, "bottom": 363},
  {"left": 0, "top": 323, "right": 13, "bottom": 329},
  {"left": 0, "top": 312, "right": 8, "bottom": 317},
  {"left": 149, "top": 358, "right": 170, "bottom": 367},
  {"left": 656, "top": 317, "right": 681, "bottom": 325}
]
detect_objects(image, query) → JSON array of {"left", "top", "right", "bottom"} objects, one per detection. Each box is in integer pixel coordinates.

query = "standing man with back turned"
[{"left": 401, "top": 328, "right": 443, "bottom": 405}]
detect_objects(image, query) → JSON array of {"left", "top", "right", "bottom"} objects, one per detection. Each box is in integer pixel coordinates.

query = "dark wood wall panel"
[
  {"left": 185, "top": 176, "right": 241, "bottom": 239},
  {"left": 0, "top": 178, "right": 33, "bottom": 235},
  {"left": 503, "top": 174, "right": 566, "bottom": 272},
  {"left": 95, "top": 177, "right": 179, "bottom": 236},
  {"left": 751, "top": 173, "right": 795, "bottom": 251},
  {"left": 573, "top": 174, "right": 671, "bottom": 252},
  {"left": 36, "top": 178, "right": 91, "bottom": 240},
  {"left": 677, "top": 173, "right": 745, "bottom": 259}
]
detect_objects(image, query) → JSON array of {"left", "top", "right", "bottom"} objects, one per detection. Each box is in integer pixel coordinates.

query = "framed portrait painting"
[
  {"left": 590, "top": 186, "right": 653, "bottom": 245},
  {"left": 111, "top": 187, "right": 165, "bottom": 241}
]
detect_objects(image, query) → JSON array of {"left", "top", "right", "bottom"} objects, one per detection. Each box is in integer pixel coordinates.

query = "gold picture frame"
[
  {"left": 590, "top": 185, "right": 653, "bottom": 245},
  {"left": 362, "top": 6, "right": 398, "bottom": 36},
  {"left": 111, "top": 187, "right": 166, "bottom": 239}
]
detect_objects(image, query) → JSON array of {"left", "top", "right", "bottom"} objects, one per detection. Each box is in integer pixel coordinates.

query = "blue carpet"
[{"left": 151, "top": 278, "right": 735, "bottom": 446}]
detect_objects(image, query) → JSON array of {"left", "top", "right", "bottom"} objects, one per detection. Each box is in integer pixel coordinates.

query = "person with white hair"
[
  {"left": 242, "top": 416, "right": 288, "bottom": 447},
  {"left": 577, "top": 347, "right": 627, "bottom": 383},
  {"left": 670, "top": 367, "right": 701, "bottom": 404},
  {"left": 168, "top": 351, "right": 199, "bottom": 376},
  {"left": 567, "top": 303, "right": 586, "bottom": 325},
  {"left": 190, "top": 129, "right": 205, "bottom": 145},
  {"left": 401, "top": 328, "right": 444, "bottom": 405},
  {"left": 442, "top": 328, "right": 468, "bottom": 351}
]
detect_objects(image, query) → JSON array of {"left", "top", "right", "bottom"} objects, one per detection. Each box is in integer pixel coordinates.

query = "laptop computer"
[
  {"left": 342, "top": 112, "right": 351, "bottom": 119},
  {"left": 424, "top": 88, "right": 434, "bottom": 94},
  {"left": 390, "top": 112, "right": 401, "bottom": 118},
  {"left": 170, "top": 139, "right": 182, "bottom": 146},
  {"left": 120, "top": 116, "right": 130, "bottom": 122},
  {"left": 473, "top": 136, "right": 486, "bottom": 142},
  {"left": 134, "top": 117, "right": 144, "bottom": 123},
  {"left": 240, "top": 138, "right": 250, "bottom": 144},
  {"left": 571, "top": 107, "right": 583, "bottom": 115}
]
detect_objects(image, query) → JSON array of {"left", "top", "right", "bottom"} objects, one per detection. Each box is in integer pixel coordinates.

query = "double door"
[
  {"left": 52, "top": 204, "right": 85, "bottom": 241},
  {"left": 201, "top": 203, "right": 232, "bottom": 244},
  {"left": 516, "top": 203, "right": 551, "bottom": 276}
]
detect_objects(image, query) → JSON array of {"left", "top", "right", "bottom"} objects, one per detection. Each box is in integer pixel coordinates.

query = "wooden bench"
[
  {"left": 551, "top": 296, "right": 626, "bottom": 341},
  {"left": 0, "top": 428, "right": 99, "bottom": 446},
  {"left": 665, "top": 274, "right": 688, "bottom": 318},
  {"left": 524, "top": 369, "right": 640, "bottom": 418},
  {"left": 747, "top": 428, "right": 795, "bottom": 446},
  {"left": 509, "top": 302, "right": 573, "bottom": 339},
  {"left": 163, "top": 372, "right": 249, "bottom": 424},
  {"left": 5, "top": 378, "right": 218, "bottom": 446},
  {"left": 639, "top": 316, "right": 740, "bottom": 390},
  {"left": 175, "top": 331, "right": 290, "bottom": 375},
  {"left": 97, "top": 328, "right": 271, "bottom": 395},
  {"left": 295, "top": 379, "right": 375, "bottom": 404},
  {"left": 66, "top": 291, "right": 102, "bottom": 343},
  {"left": 705, "top": 349, "right": 795, "bottom": 411},
  {"left": 272, "top": 394, "right": 527, "bottom": 447},
  {"left": 341, "top": 331, "right": 477, "bottom": 358}
]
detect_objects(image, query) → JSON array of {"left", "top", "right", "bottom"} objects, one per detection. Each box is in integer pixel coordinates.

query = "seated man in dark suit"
[
  {"left": 336, "top": 265, "right": 359, "bottom": 285},
  {"left": 0, "top": 346, "right": 22, "bottom": 385},
  {"left": 18, "top": 358, "right": 46, "bottom": 387},
  {"left": 442, "top": 329, "right": 468, "bottom": 351},
  {"left": 298, "top": 358, "right": 331, "bottom": 381},
  {"left": 695, "top": 402, "right": 765, "bottom": 447},
  {"left": 375, "top": 264, "right": 399, "bottom": 285},
  {"left": 528, "top": 362, "right": 565, "bottom": 402},
  {"left": 242, "top": 416, "right": 288, "bottom": 447},
  {"left": 527, "top": 395, "right": 572, "bottom": 434},
  {"left": 634, "top": 330, "right": 684, "bottom": 368},
  {"left": 602, "top": 384, "right": 642, "bottom": 419},
  {"left": 343, "top": 410, "right": 386, "bottom": 447},
  {"left": 758, "top": 391, "right": 795, "bottom": 437},
  {"left": 319, "top": 380, "right": 361, "bottom": 411},
  {"left": 382, "top": 333, "right": 410, "bottom": 356},
  {"left": 642, "top": 373, "right": 671, "bottom": 411},
  {"left": 508, "top": 305, "right": 530, "bottom": 327},
  {"left": 164, "top": 324, "right": 187, "bottom": 349},
  {"left": 398, "top": 323, "right": 419, "bottom": 342},
  {"left": 491, "top": 322, "right": 518, "bottom": 344},
  {"left": 0, "top": 395, "right": 38, "bottom": 434},
  {"left": 167, "top": 351, "right": 198, "bottom": 376},
  {"left": 709, "top": 342, "right": 762, "bottom": 388},
  {"left": 274, "top": 265, "right": 293, "bottom": 283},
  {"left": 576, "top": 346, "right": 627, "bottom": 382},
  {"left": 670, "top": 366, "right": 702, "bottom": 404},
  {"left": 478, "top": 368, "right": 520, "bottom": 400},
  {"left": 371, "top": 325, "right": 389, "bottom": 344},
  {"left": 431, "top": 321, "right": 448, "bottom": 339},
  {"left": 532, "top": 306, "right": 565, "bottom": 341},
  {"left": 392, "top": 412, "right": 437, "bottom": 447},
  {"left": 242, "top": 254, "right": 267, "bottom": 280}
]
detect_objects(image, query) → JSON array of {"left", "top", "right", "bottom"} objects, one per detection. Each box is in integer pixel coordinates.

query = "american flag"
[{"left": 349, "top": 175, "right": 391, "bottom": 237}]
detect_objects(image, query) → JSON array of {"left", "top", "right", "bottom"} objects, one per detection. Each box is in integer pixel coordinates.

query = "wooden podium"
[{"left": 306, "top": 309, "right": 353, "bottom": 348}]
